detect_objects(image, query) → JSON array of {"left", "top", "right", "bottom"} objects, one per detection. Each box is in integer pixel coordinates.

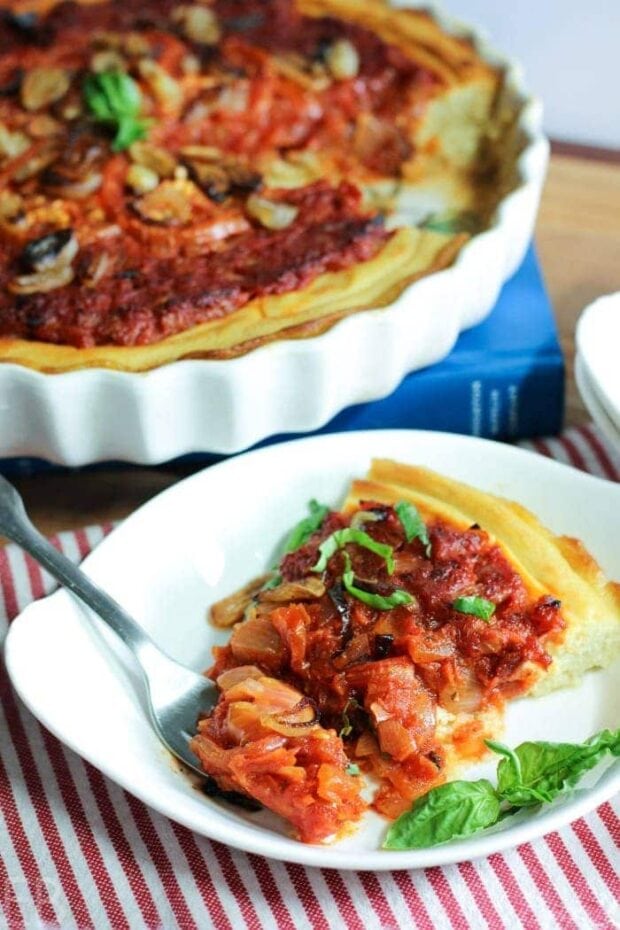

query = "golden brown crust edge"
[{"left": 300, "top": 0, "right": 497, "bottom": 86}]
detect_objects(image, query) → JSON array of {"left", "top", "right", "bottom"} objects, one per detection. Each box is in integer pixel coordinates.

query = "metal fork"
[{"left": 0, "top": 473, "right": 216, "bottom": 777}]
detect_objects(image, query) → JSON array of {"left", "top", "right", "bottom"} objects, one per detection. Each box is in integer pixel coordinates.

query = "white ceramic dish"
[
  {"left": 0, "top": 2, "right": 549, "bottom": 467},
  {"left": 576, "top": 293, "right": 620, "bottom": 436},
  {"left": 5, "top": 430, "right": 619, "bottom": 870},
  {"left": 575, "top": 353, "right": 620, "bottom": 452}
]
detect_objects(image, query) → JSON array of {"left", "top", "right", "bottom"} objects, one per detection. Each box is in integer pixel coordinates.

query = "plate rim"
[{"left": 5, "top": 429, "right": 620, "bottom": 871}]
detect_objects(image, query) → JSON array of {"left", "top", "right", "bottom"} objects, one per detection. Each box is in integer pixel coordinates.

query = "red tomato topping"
[{"left": 200, "top": 501, "right": 566, "bottom": 836}]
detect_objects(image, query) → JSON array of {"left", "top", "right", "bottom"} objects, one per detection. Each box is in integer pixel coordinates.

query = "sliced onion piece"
[
  {"left": 439, "top": 665, "right": 482, "bottom": 713},
  {"left": 216, "top": 665, "right": 264, "bottom": 691},
  {"left": 209, "top": 573, "right": 273, "bottom": 627},
  {"left": 258, "top": 576, "right": 325, "bottom": 604},
  {"left": 261, "top": 697, "right": 319, "bottom": 737}
]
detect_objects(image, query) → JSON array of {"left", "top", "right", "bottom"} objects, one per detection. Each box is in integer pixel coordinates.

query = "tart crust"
[{"left": 0, "top": 0, "right": 510, "bottom": 371}]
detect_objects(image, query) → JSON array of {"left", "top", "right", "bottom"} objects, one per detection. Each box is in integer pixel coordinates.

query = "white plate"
[
  {"left": 576, "top": 293, "right": 620, "bottom": 435},
  {"left": 575, "top": 353, "right": 620, "bottom": 452},
  {"left": 0, "top": 2, "right": 549, "bottom": 466},
  {"left": 6, "top": 430, "right": 618, "bottom": 871}
]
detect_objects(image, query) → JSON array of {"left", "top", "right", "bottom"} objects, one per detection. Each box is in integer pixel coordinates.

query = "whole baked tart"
[{"left": 0, "top": 0, "right": 518, "bottom": 371}]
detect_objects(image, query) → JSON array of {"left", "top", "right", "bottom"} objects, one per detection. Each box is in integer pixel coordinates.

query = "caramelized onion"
[
  {"left": 229, "top": 615, "right": 285, "bottom": 669},
  {"left": 210, "top": 573, "right": 273, "bottom": 627},
  {"left": 376, "top": 718, "right": 416, "bottom": 761},
  {"left": 216, "top": 665, "right": 263, "bottom": 691},
  {"left": 439, "top": 665, "right": 482, "bottom": 714},
  {"left": 258, "top": 577, "right": 325, "bottom": 604},
  {"left": 261, "top": 697, "right": 318, "bottom": 737},
  {"left": 355, "top": 731, "right": 378, "bottom": 757},
  {"left": 45, "top": 171, "right": 103, "bottom": 199}
]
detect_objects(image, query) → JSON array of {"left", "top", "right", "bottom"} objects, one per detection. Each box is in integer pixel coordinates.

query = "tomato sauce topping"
[
  {"left": 0, "top": 0, "right": 437, "bottom": 348},
  {"left": 205, "top": 501, "right": 565, "bottom": 824}
]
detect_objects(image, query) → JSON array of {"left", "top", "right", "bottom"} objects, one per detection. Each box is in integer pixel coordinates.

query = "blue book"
[
  {"left": 0, "top": 245, "right": 563, "bottom": 477},
  {"left": 308, "top": 244, "right": 564, "bottom": 441}
]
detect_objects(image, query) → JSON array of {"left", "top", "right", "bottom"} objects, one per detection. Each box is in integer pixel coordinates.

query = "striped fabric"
[{"left": 0, "top": 424, "right": 619, "bottom": 930}]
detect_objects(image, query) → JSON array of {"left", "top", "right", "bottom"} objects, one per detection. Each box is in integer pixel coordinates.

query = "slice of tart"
[{"left": 191, "top": 460, "right": 620, "bottom": 839}]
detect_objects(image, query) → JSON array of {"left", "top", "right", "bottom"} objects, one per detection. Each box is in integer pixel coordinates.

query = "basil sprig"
[
  {"left": 342, "top": 553, "right": 413, "bottom": 612},
  {"left": 453, "top": 595, "right": 496, "bottom": 622},
  {"left": 491, "top": 730, "right": 620, "bottom": 806},
  {"left": 83, "top": 71, "right": 149, "bottom": 151},
  {"left": 312, "top": 527, "right": 395, "bottom": 575},
  {"left": 395, "top": 500, "right": 431, "bottom": 556},
  {"left": 384, "top": 728, "right": 620, "bottom": 850},
  {"left": 283, "top": 499, "right": 329, "bottom": 554}
]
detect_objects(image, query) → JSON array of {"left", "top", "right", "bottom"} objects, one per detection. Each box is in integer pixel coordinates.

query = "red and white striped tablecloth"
[{"left": 1, "top": 424, "right": 619, "bottom": 930}]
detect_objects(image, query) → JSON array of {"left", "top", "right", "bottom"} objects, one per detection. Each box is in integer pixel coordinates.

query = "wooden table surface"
[{"left": 13, "top": 150, "right": 620, "bottom": 537}]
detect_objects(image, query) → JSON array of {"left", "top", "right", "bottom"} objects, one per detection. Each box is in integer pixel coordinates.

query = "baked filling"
[
  {"left": 190, "top": 461, "right": 620, "bottom": 843},
  {"left": 0, "top": 0, "right": 509, "bottom": 368}
]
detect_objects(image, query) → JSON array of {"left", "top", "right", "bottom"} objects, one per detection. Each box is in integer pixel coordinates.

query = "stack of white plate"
[{"left": 575, "top": 293, "right": 620, "bottom": 449}]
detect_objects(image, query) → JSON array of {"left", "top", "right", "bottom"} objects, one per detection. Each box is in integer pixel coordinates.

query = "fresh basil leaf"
[
  {"left": 492, "top": 729, "right": 620, "bottom": 807},
  {"left": 342, "top": 553, "right": 413, "bottom": 611},
  {"left": 312, "top": 527, "right": 395, "bottom": 574},
  {"left": 346, "top": 763, "right": 361, "bottom": 776},
  {"left": 395, "top": 500, "right": 431, "bottom": 556},
  {"left": 383, "top": 779, "right": 501, "bottom": 850},
  {"left": 453, "top": 595, "right": 495, "bottom": 622},
  {"left": 485, "top": 740, "right": 523, "bottom": 783},
  {"left": 283, "top": 499, "right": 329, "bottom": 554},
  {"left": 83, "top": 71, "right": 149, "bottom": 151}
]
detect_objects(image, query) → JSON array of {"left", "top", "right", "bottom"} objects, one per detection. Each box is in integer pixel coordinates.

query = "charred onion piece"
[
  {"left": 209, "top": 573, "right": 273, "bottom": 627},
  {"left": 350, "top": 506, "right": 388, "bottom": 529},
  {"left": 42, "top": 135, "right": 106, "bottom": 199},
  {"left": 262, "top": 696, "right": 319, "bottom": 736},
  {"left": 328, "top": 580, "right": 352, "bottom": 649},
  {"left": 0, "top": 67, "right": 23, "bottom": 97},
  {"left": 20, "top": 229, "right": 75, "bottom": 272},
  {"left": 373, "top": 633, "right": 394, "bottom": 659}
]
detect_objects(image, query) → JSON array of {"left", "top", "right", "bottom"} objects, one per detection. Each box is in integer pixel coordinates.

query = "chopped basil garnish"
[
  {"left": 312, "top": 527, "right": 394, "bottom": 574},
  {"left": 383, "top": 728, "right": 620, "bottom": 850},
  {"left": 346, "top": 763, "right": 361, "bottom": 776},
  {"left": 341, "top": 553, "right": 413, "bottom": 611},
  {"left": 261, "top": 574, "right": 282, "bottom": 591},
  {"left": 395, "top": 500, "right": 431, "bottom": 556},
  {"left": 284, "top": 499, "right": 329, "bottom": 554},
  {"left": 83, "top": 71, "right": 149, "bottom": 151},
  {"left": 453, "top": 595, "right": 495, "bottom": 622}
]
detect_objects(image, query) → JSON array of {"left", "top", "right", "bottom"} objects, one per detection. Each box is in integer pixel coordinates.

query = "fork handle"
[{"left": 0, "top": 475, "right": 152, "bottom": 657}]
